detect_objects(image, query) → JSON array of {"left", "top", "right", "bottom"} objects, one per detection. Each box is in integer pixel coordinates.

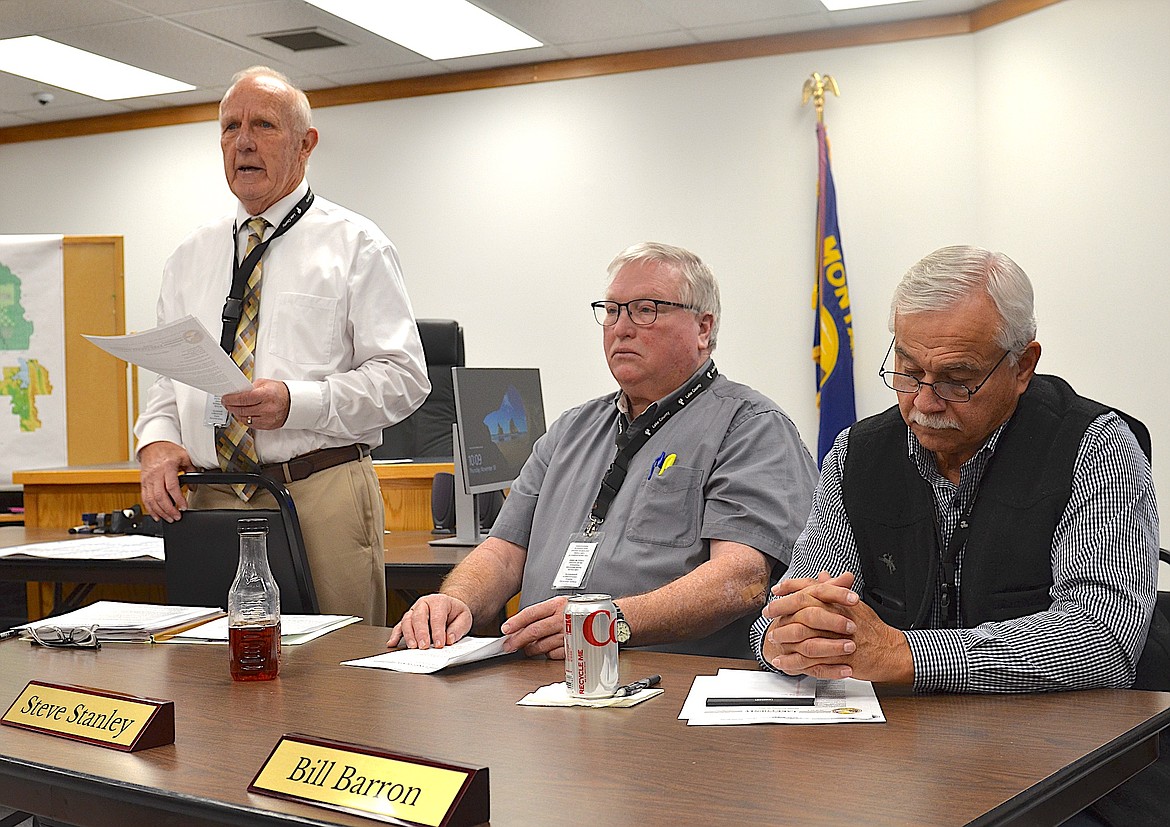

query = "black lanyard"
[
  {"left": 936, "top": 446, "right": 1002, "bottom": 628},
  {"left": 218, "top": 188, "right": 315, "bottom": 354},
  {"left": 585, "top": 362, "right": 718, "bottom": 536}
]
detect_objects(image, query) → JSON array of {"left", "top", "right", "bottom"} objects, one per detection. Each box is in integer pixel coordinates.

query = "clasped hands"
[
  {"left": 761, "top": 571, "right": 914, "bottom": 684},
  {"left": 387, "top": 594, "right": 569, "bottom": 660}
]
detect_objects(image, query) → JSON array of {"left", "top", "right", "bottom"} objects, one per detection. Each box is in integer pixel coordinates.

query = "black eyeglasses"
[
  {"left": 591, "top": 298, "right": 697, "bottom": 327},
  {"left": 878, "top": 338, "right": 1012, "bottom": 403},
  {"left": 26, "top": 624, "right": 101, "bottom": 650}
]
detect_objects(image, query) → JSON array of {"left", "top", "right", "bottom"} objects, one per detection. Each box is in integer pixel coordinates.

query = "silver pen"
[{"left": 611, "top": 675, "right": 661, "bottom": 698}]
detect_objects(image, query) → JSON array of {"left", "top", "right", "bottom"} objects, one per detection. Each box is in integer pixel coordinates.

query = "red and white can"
[{"left": 564, "top": 593, "right": 619, "bottom": 698}]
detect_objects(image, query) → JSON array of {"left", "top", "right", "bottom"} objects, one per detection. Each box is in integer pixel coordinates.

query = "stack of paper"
[
  {"left": 679, "top": 669, "right": 885, "bottom": 725},
  {"left": 159, "top": 614, "right": 360, "bottom": 645},
  {"left": 21, "top": 601, "right": 223, "bottom": 643}
]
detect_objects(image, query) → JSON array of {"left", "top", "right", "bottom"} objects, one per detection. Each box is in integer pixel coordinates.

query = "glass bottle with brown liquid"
[{"left": 228, "top": 517, "right": 280, "bottom": 681}]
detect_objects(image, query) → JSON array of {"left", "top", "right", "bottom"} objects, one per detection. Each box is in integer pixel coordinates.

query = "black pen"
[
  {"left": 705, "top": 696, "right": 816, "bottom": 707},
  {"left": 0, "top": 627, "right": 25, "bottom": 642},
  {"left": 612, "top": 675, "right": 661, "bottom": 698}
]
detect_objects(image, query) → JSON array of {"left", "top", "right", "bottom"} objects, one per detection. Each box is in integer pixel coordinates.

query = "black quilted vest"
[{"left": 841, "top": 374, "right": 1107, "bottom": 630}]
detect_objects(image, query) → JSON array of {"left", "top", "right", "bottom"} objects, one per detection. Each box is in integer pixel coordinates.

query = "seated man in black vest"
[{"left": 750, "top": 245, "right": 1163, "bottom": 822}]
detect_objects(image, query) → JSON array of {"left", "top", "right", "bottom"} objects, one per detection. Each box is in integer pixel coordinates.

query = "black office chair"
[
  {"left": 373, "top": 318, "right": 464, "bottom": 461},
  {"left": 162, "top": 472, "right": 319, "bottom": 613},
  {"left": 1088, "top": 409, "right": 1169, "bottom": 826}
]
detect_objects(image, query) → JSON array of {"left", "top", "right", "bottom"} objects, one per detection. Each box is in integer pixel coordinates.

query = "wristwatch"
[{"left": 613, "top": 603, "right": 631, "bottom": 647}]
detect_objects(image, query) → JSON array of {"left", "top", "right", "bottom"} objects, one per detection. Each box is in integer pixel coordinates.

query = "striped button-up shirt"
[{"left": 750, "top": 412, "right": 1159, "bottom": 693}]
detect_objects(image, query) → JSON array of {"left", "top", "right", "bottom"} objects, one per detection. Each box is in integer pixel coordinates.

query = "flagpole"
[{"left": 803, "top": 71, "right": 856, "bottom": 466}]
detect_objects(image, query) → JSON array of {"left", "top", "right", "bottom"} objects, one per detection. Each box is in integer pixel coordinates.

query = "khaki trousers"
[{"left": 188, "top": 456, "right": 386, "bottom": 625}]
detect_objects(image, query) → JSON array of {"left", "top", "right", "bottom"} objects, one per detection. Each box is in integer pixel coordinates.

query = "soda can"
[{"left": 564, "top": 593, "right": 619, "bottom": 698}]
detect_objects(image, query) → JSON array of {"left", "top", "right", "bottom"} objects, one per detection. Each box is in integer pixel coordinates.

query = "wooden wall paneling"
[{"left": 62, "top": 236, "right": 129, "bottom": 464}]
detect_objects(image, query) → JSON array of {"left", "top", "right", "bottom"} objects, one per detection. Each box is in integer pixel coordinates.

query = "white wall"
[{"left": 0, "top": 0, "right": 1165, "bottom": 534}]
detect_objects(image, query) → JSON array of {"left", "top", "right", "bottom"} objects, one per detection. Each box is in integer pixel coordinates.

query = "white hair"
[
  {"left": 890, "top": 245, "right": 1037, "bottom": 357},
  {"left": 221, "top": 66, "right": 313, "bottom": 135},
  {"left": 606, "top": 242, "right": 721, "bottom": 351}
]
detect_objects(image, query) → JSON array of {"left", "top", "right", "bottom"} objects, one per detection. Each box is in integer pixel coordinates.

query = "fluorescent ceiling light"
[
  {"left": 305, "top": 0, "right": 541, "bottom": 60},
  {"left": 0, "top": 35, "right": 194, "bottom": 100},
  {"left": 820, "top": 0, "right": 925, "bottom": 9}
]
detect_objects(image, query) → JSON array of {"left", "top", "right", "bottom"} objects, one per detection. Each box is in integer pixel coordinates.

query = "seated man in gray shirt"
[{"left": 388, "top": 242, "right": 817, "bottom": 659}]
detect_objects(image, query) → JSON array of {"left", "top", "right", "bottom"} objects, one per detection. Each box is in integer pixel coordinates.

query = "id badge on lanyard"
[
  {"left": 552, "top": 531, "right": 604, "bottom": 590},
  {"left": 204, "top": 395, "right": 229, "bottom": 427}
]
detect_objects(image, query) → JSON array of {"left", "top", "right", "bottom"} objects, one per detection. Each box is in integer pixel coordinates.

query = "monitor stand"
[{"left": 429, "top": 424, "right": 486, "bottom": 547}]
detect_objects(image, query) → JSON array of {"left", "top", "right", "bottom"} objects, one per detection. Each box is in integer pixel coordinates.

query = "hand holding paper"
[{"left": 83, "top": 315, "right": 251, "bottom": 396}]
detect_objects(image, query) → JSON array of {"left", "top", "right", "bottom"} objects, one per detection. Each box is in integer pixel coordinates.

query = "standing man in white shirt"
[{"left": 135, "top": 66, "right": 430, "bottom": 624}]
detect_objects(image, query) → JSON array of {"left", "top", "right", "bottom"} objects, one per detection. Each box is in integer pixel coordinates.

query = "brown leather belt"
[{"left": 258, "top": 444, "right": 370, "bottom": 485}]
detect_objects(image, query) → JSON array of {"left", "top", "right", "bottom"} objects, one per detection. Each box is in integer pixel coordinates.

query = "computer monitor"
[{"left": 430, "top": 367, "right": 547, "bottom": 547}]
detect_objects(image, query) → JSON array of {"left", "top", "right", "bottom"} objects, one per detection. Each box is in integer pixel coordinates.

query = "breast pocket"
[
  {"left": 268, "top": 293, "right": 341, "bottom": 365},
  {"left": 625, "top": 466, "right": 703, "bottom": 548}
]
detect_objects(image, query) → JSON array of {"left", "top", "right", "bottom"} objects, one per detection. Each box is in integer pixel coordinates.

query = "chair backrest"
[
  {"left": 1109, "top": 408, "right": 1170, "bottom": 691},
  {"left": 374, "top": 318, "right": 465, "bottom": 460},
  {"left": 162, "top": 472, "right": 319, "bottom": 613}
]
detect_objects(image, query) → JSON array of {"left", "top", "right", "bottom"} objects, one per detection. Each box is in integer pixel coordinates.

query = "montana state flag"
[{"left": 812, "top": 122, "right": 856, "bottom": 466}]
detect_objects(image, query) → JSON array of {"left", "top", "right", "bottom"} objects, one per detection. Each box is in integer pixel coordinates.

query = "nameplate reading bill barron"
[
  {"left": 250, "top": 733, "right": 489, "bottom": 826},
  {"left": 2, "top": 681, "right": 175, "bottom": 752}
]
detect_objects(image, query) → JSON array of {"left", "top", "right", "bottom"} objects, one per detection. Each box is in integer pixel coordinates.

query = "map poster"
[{"left": 0, "top": 235, "right": 67, "bottom": 485}]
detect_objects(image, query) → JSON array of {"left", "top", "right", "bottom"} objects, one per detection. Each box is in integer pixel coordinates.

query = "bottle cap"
[{"left": 236, "top": 517, "right": 269, "bottom": 536}]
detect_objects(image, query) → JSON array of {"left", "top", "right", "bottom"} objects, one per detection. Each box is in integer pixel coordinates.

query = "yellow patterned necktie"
[{"left": 214, "top": 216, "right": 269, "bottom": 499}]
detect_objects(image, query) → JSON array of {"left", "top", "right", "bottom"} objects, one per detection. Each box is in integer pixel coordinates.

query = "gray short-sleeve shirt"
[{"left": 490, "top": 362, "right": 817, "bottom": 658}]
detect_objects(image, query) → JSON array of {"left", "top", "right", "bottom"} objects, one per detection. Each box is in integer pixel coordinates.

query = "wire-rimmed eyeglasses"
[
  {"left": 26, "top": 624, "right": 101, "bottom": 650},
  {"left": 878, "top": 338, "right": 1012, "bottom": 403},
  {"left": 591, "top": 298, "right": 697, "bottom": 326}
]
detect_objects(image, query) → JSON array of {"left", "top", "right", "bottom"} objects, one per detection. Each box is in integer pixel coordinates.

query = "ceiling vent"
[{"left": 260, "top": 28, "right": 348, "bottom": 51}]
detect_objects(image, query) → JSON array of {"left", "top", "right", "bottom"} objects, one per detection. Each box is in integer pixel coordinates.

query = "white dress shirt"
[{"left": 135, "top": 180, "right": 430, "bottom": 468}]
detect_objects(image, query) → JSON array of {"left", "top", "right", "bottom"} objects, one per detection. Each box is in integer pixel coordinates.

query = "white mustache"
[{"left": 909, "top": 410, "right": 961, "bottom": 430}]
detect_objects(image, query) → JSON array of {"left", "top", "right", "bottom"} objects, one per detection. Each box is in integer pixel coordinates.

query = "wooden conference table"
[
  {"left": 13, "top": 461, "right": 453, "bottom": 533},
  {"left": 0, "top": 624, "right": 1167, "bottom": 826},
  {"left": 0, "top": 527, "right": 469, "bottom": 618}
]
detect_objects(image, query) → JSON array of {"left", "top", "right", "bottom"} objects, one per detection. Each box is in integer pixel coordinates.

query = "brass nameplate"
[
  {"left": 2, "top": 680, "right": 175, "bottom": 752},
  {"left": 250, "top": 733, "right": 489, "bottom": 826}
]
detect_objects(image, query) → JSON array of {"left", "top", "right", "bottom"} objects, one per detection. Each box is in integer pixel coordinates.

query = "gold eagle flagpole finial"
[{"left": 802, "top": 72, "right": 840, "bottom": 123}]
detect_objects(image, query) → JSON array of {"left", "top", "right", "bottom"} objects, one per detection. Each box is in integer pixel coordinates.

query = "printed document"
[
  {"left": 159, "top": 614, "right": 360, "bottom": 645},
  {"left": 83, "top": 315, "right": 251, "bottom": 396},
  {"left": 0, "top": 535, "right": 164, "bottom": 560},
  {"left": 343, "top": 636, "right": 511, "bottom": 674},
  {"left": 20, "top": 601, "right": 224, "bottom": 643},
  {"left": 680, "top": 669, "right": 885, "bottom": 725}
]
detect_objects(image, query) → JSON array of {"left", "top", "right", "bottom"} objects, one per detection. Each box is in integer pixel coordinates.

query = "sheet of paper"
[
  {"left": 680, "top": 674, "right": 884, "bottom": 725},
  {"left": 706, "top": 668, "right": 817, "bottom": 701},
  {"left": 0, "top": 535, "right": 164, "bottom": 560},
  {"left": 83, "top": 315, "right": 251, "bottom": 396},
  {"left": 161, "top": 614, "right": 360, "bottom": 645},
  {"left": 342, "top": 636, "right": 510, "bottom": 674}
]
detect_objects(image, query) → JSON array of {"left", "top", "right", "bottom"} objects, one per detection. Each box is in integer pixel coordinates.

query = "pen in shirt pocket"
[
  {"left": 648, "top": 451, "right": 666, "bottom": 480},
  {"left": 647, "top": 452, "right": 678, "bottom": 480}
]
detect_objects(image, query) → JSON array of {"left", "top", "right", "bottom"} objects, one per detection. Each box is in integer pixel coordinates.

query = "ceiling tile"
[
  {"left": 0, "top": 0, "right": 1012, "bottom": 126},
  {"left": 477, "top": 0, "right": 682, "bottom": 44},
  {"left": 637, "top": 0, "right": 827, "bottom": 29},
  {"left": 0, "top": 0, "right": 144, "bottom": 36}
]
